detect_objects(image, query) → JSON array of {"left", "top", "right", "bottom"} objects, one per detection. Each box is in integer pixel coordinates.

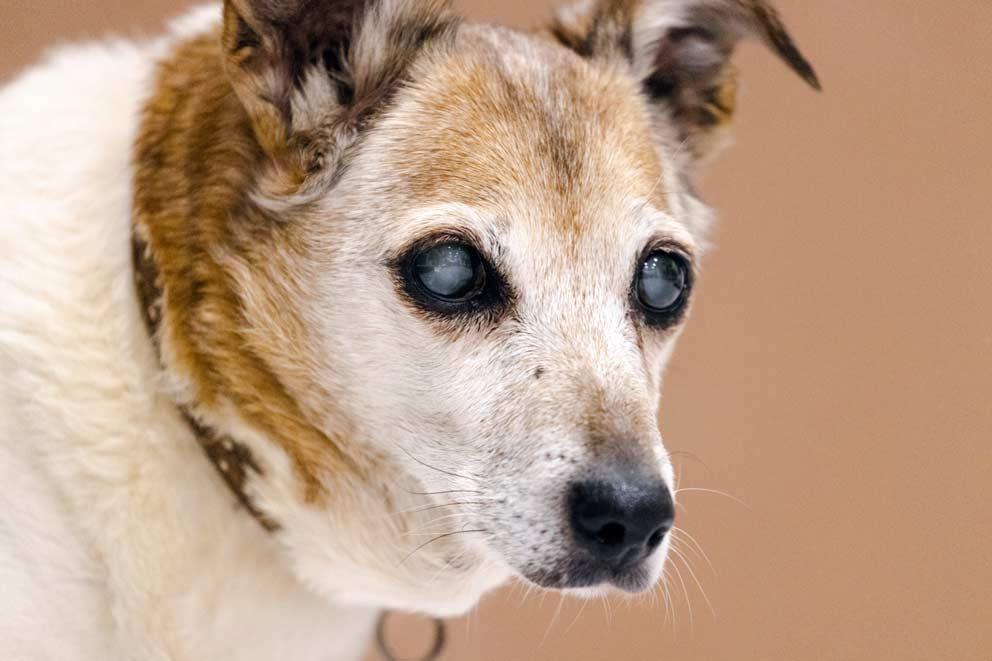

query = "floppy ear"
[
  {"left": 550, "top": 0, "right": 819, "bottom": 165},
  {"left": 222, "top": 0, "right": 458, "bottom": 175}
]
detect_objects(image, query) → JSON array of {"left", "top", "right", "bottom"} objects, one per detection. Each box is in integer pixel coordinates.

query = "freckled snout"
[{"left": 567, "top": 474, "right": 674, "bottom": 570}]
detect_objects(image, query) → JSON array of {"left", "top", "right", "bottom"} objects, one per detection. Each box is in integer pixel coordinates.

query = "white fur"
[
  {"left": 0, "top": 1, "right": 728, "bottom": 656},
  {"left": 0, "top": 15, "right": 375, "bottom": 661}
]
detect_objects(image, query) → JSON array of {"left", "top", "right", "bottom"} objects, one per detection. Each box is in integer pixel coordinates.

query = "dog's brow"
[
  {"left": 632, "top": 201, "right": 698, "bottom": 257},
  {"left": 379, "top": 203, "right": 501, "bottom": 260}
]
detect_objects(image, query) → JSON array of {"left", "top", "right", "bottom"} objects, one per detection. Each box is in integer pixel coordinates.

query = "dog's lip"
[{"left": 520, "top": 560, "right": 655, "bottom": 594}]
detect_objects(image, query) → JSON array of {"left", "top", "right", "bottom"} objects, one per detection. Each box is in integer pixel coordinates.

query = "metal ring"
[{"left": 376, "top": 611, "right": 446, "bottom": 661}]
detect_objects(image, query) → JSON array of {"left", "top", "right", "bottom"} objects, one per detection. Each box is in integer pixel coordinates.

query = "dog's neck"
[
  {"left": 131, "top": 29, "right": 363, "bottom": 519},
  {"left": 132, "top": 236, "right": 437, "bottom": 658},
  {"left": 128, "top": 28, "right": 296, "bottom": 531},
  {"left": 131, "top": 231, "right": 279, "bottom": 532},
  {"left": 128, "top": 29, "right": 453, "bottom": 658}
]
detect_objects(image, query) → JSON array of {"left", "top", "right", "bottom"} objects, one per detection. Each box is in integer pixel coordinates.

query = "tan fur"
[
  {"left": 133, "top": 0, "right": 816, "bottom": 509},
  {"left": 133, "top": 31, "right": 354, "bottom": 502},
  {"left": 388, "top": 33, "right": 667, "bottom": 232},
  {"left": 130, "top": 0, "right": 815, "bottom": 601},
  {"left": 0, "top": 0, "right": 819, "bottom": 654}
]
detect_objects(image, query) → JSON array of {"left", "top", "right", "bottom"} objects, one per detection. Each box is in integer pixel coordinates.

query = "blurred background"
[{"left": 3, "top": 1, "right": 990, "bottom": 660}]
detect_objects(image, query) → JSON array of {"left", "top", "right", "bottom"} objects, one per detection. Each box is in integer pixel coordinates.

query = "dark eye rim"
[
  {"left": 632, "top": 245, "right": 694, "bottom": 327},
  {"left": 391, "top": 231, "right": 511, "bottom": 319}
]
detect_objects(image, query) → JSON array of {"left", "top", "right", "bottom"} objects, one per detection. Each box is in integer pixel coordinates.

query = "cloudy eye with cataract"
[
  {"left": 413, "top": 243, "right": 483, "bottom": 301},
  {"left": 636, "top": 252, "right": 688, "bottom": 313}
]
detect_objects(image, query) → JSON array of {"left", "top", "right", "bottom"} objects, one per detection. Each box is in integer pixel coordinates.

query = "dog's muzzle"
[{"left": 523, "top": 467, "right": 674, "bottom": 593}]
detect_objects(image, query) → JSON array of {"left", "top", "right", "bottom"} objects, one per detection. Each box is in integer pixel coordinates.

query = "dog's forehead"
[{"left": 378, "top": 25, "right": 672, "bottom": 240}]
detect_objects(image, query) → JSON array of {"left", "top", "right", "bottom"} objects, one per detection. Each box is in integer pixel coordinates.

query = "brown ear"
[
  {"left": 222, "top": 0, "right": 458, "bottom": 168},
  {"left": 551, "top": 0, "right": 819, "bottom": 164}
]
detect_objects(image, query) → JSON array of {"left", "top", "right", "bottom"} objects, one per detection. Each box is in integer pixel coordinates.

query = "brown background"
[{"left": 3, "top": 1, "right": 989, "bottom": 660}]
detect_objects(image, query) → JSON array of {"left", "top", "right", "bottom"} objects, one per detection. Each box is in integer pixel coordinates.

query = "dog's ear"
[
  {"left": 222, "top": 0, "right": 458, "bottom": 173},
  {"left": 550, "top": 0, "right": 819, "bottom": 165}
]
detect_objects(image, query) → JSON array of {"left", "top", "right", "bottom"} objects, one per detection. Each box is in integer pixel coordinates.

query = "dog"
[{"left": 0, "top": 1, "right": 817, "bottom": 658}]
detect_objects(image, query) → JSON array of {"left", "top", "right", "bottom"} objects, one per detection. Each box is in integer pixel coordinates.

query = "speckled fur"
[{"left": 0, "top": 1, "right": 816, "bottom": 658}]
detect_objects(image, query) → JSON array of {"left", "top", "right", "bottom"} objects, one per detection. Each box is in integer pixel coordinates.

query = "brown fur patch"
[
  {"left": 549, "top": 0, "right": 818, "bottom": 162},
  {"left": 222, "top": 0, "right": 459, "bottom": 169},
  {"left": 134, "top": 232, "right": 279, "bottom": 531},
  {"left": 133, "top": 3, "right": 461, "bottom": 504},
  {"left": 133, "top": 31, "right": 354, "bottom": 502}
]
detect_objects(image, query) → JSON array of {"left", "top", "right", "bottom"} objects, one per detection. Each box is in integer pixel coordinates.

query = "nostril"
[
  {"left": 646, "top": 527, "right": 665, "bottom": 551},
  {"left": 596, "top": 521, "right": 626, "bottom": 547}
]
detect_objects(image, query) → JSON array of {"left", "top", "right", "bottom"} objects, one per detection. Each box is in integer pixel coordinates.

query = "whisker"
[
  {"left": 565, "top": 594, "right": 591, "bottom": 633},
  {"left": 672, "top": 526, "right": 715, "bottom": 575},
  {"left": 667, "top": 450, "right": 709, "bottom": 471},
  {"left": 670, "top": 530, "right": 708, "bottom": 571},
  {"left": 669, "top": 543, "right": 715, "bottom": 618},
  {"left": 373, "top": 497, "right": 496, "bottom": 523},
  {"left": 600, "top": 595, "right": 610, "bottom": 629},
  {"left": 669, "top": 555, "right": 694, "bottom": 634},
  {"left": 639, "top": 166, "right": 672, "bottom": 209},
  {"left": 407, "top": 501, "right": 494, "bottom": 532},
  {"left": 398, "top": 447, "right": 483, "bottom": 483},
  {"left": 413, "top": 511, "right": 476, "bottom": 528},
  {"left": 408, "top": 500, "right": 494, "bottom": 515},
  {"left": 403, "top": 524, "right": 484, "bottom": 537},
  {"left": 521, "top": 579, "right": 535, "bottom": 606},
  {"left": 660, "top": 565, "right": 676, "bottom": 634},
  {"left": 404, "top": 488, "right": 484, "bottom": 497},
  {"left": 401, "top": 528, "right": 489, "bottom": 564},
  {"left": 538, "top": 593, "right": 567, "bottom": 649},
  {"left": 426, "top": 543, "right": 479, "bottom": 582},
  {"left": 675, "top": 487, "right": 751, "bottom": 509}
]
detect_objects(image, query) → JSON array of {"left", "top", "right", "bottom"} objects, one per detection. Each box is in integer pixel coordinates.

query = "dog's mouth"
[{"left": 520, "top": 555, "right": 661, "bottom": 594}]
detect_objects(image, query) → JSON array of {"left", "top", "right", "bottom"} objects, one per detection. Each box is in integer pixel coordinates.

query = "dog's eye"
[
  {"left": 636, "top": 252, "right": 689, "bottom": 316},
  {"left": 395, "top": 237, "right": 511, "bottom": 323},
  {"left": 413, "top": 243, "right": 485, "bottom": 301}
]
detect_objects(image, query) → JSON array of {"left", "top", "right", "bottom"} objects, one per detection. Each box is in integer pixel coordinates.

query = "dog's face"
[
  {"left": 318, "top": 27, "right": 693, "bottom": 595},
  {"left": 143, "top": 0, "right": 815, "bottom": 614}
]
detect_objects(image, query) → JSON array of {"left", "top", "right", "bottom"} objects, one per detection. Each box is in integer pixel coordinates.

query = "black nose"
[{"left": 568, "top": 477, "right": 674, "bottom": 568}]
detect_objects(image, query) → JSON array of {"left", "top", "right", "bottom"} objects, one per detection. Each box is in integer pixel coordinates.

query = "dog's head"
[{"left": 137, "top": 0, "right": 816, "bottom": 614}]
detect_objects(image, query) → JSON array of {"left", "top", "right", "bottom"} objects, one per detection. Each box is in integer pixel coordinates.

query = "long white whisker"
[
  {"left": 601, "top": 594, "right": 613, "bottom": 629},
  {"left": 565, "top": 594, "right": 591, "bottom": 633},
  {"left": 674, "top": 487, "right": 751, "bottom": 509},
  {"left": 539, "top": 593, "right": 567, "bottom": 649},
  {"left": 407, "top": 508, "right": 484, "bottom": 533},
  {"left": 669, "top": 554, "right": 694, "bottom": 634},
  {"left": 404, "top": 488, "right": 484, "bottom": 497},
  {"left": 399, "top": 499, "right": 497, "bottom": 517},
  {"left": 661, "top": 564, "right": 676, "bottom": 635},
  {"left": 672, "top": 526, "right": 715, "bottom": 575},
  {"left": 669, "top": 544, "right": 715, "bottom": 618}
]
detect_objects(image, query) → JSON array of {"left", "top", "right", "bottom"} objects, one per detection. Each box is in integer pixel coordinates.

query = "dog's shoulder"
[
  {"left": 0, "top": 417, "right": 118, "bottom": 657},
  {"left": 0, "top": 11, "right": 224, "bottom": 657},
  {"left": 0, "top": 13, "right": 185, "bottom": 503},
  {"left": 0, "top": 34, "right": 159, "bottom": 659}
]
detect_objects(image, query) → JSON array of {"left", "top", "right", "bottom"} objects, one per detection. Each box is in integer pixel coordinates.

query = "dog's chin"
[{"left": 520, "top": 558, "right": 660, "bottom": 595}]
